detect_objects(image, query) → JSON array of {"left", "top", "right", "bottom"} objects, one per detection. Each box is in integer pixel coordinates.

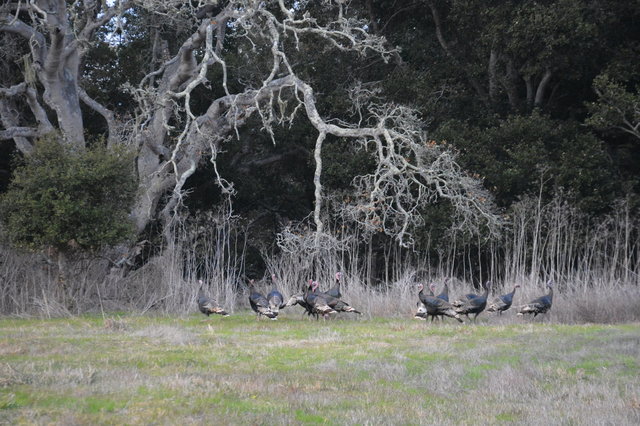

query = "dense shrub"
[
  {"left": 0, "top": 135, "right": 137, "bottom": 253},
  {"left": 435, "top": 112, "right": 619, "bottom": 212}
]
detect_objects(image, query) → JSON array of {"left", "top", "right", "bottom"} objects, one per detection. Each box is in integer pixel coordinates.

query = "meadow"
[{"left": 0, "top": 313, "right": 638, "bottom": 425}]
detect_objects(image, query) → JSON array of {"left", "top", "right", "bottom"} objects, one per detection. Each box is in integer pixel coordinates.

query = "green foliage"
[
  {"left": 0, "top": 135, "right": 137, "bottom": 253},
  {"left": 587, "top": 73, "right": 640, "bottom": 140},
  {"left": 435, "top": 112, "right": 618, "bottom": 211},
  {"left": 501, "top": 0, "right": 598, "bottom": 73},
  {"left": 321, "top": 136, "right": 376, "bottom": 191}
]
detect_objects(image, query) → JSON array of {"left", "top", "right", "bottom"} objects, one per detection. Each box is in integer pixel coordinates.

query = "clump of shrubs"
[{"left": 0, "top": 134, "right": 137, "bottom": 253}]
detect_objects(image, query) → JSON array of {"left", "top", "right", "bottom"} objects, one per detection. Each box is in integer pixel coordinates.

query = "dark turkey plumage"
[
  {"left": 316, "top": 281, "right": 361, "bottom": 315},
  {"left": 424, "top": 283, "right": 443, "bottom": 321},
  {"left": 438, "top": 284, "right": 449, "bottom": 303},
  {"left": 314, "top": 278, "right": 361, "bottom": 315},
  {"left": 487, "top": 284, "right": 520, "bottom": 314},
  {"left": 248, "top": 279, "right": 277, "bottom": 320},
  {"left": 286, "top": 280, "right": 320, "bottom": 317},
  {"left": 303, "top": 280, "right": 336, "bottom": 318},
  {"left": 324, "top": 272, "right": 343, "bottom": 299},
  {"left": 518, "top": 280, "right": 554, "bottom": 317},
  {"left": 285, "top": 293, "right": 314, "bottom": 315},
  {"left": 432, "top": 281, "right": 451, "bottom": 320},
  {"left": 266, "top": 274, "right": 287, "bottom": 319},
  {"left": 417, "top": 283, "right": 464, "bottom": 323},
  {"left": 267, "top": 288, "right": 285, "bottom": 310},
  {"left": 454, "top": 281, "right": 491, "bottom": 321},
  {"left": 452, "top": 292, "right": 480, "bottom": 307},
  {"left": 197, "top": 280, "right": 229, "bottom": 317},
  {"left": 435, "top": 279, "right": 450, "bottom": 302}
]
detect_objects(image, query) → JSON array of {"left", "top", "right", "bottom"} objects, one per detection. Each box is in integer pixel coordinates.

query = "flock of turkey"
[
  {"left": 414, "top": 279, "right": 554, "bottom": 323},
  {"left": 198, "top": 273, "right": 554, "bottom": 323}
]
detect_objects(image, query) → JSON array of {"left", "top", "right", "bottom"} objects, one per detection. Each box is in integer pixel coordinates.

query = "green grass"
[{"left": 0, "top": 314, "right": 639, "bottom": 424}]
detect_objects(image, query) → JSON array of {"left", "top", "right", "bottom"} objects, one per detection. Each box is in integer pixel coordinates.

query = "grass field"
[{"left": 0, "top": 313, "right": 638, "bottom": 425}]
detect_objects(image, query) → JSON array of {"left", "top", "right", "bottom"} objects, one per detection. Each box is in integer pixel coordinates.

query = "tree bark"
[
  {"left": 503, "top": 59, "right": 522, "bottom": 111},
  {"left": 1, "top": 1, "right": 126, "bottom": 147},
  {"left": 534, "top": 69, "right": 553, "bottom": 108},
  {"left": 426, "top": 1, "right": 489, "bottom": 106},
  {"left": 524, "top": 75, "right": 534, "bottom": 107},
  {"left": 488, "top": 49, "right": 499, "bottom": 102}
]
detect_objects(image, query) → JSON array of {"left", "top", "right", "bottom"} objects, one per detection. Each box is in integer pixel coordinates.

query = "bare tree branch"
[
  {"left": 0, "top": 99, "right": 34, "bottom": 152},
  {"left": 2, "top": 0, "right": 501, "bottom": 253},
  {"left": 534, "top": 68, "right": 553, "bottom": 107},
  {"left": 0, "top": 125, "right": 41, "bottom": 140},
  {"left": 78, "top": 88, "right": 118, "bottom": 146},
  {"left": 0, "top": 82, "right": 53, "bottom": 150},
  {"left": 0, "top": 15, "right": 47, "bottom": 67}
]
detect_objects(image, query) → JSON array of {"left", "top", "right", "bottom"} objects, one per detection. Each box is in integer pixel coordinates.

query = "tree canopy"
[{"left": 0, "top": 0, "right": 638, "bottom": 277}]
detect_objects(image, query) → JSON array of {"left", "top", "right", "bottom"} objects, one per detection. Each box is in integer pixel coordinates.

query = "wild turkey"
[
  {"left": 426, "top": 282, "right": 449, "bottom": 321},
  {"left": 415, "top": 283, "right": 444, "bottom": 322},
  {"left": 285, "top": 292, "right": 313, "bottom": 316},
  {"left": 197, "top": 280, "right": 229, "bottom": 318},
  {"left": 487, "top": 284, "right": 520, "bottom": 315},
  {"left": 248, "top": 279, "right": 277, "bottom": 320},
  {"left": 303, "top": 280, "right": 336, "bottom": 318},
  {"left": 417, "top": 283, "right": 464, "bottom": 323},
  {"left": 285, "top": 280, "right": 321, "bottom": 317},
  {"left": 435, "top": 278, "right": 450, "bottom": 302},
  {"left": 315, "top": 281, "right": 362, "bottom": 315},
  {"left": 266, "top": 274, "right": 287, "bottom": 318},
  {"left": 454, "top": 281, "right": 491, "bottom": 321},
  {"left": 324, "top": 272, "right": 343, "bottom": 299},
  {"left": 452, "top": 287, "right": 481, "bottom": 307},
  {"left": 517, "top": 280, "right": 554, "bottom": 317}
]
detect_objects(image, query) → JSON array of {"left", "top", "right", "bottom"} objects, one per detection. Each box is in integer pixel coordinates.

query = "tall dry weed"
[{"left": 0, "top": 194, "right": 638, "bottom": 323}]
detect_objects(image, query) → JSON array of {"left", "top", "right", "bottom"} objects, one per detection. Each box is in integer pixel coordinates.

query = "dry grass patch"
[{"left": 0, "top": 315, "right": 638, "bottom": 424}]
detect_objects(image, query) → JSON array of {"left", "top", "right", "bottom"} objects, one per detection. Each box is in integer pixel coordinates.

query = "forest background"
[{"left": 0, "top": 0, "right": 638, "bottom": 320}]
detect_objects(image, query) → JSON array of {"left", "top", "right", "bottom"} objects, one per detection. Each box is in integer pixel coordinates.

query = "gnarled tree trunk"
[{"left": 2, "top": 0, "right": 500, "bottom": 269}]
